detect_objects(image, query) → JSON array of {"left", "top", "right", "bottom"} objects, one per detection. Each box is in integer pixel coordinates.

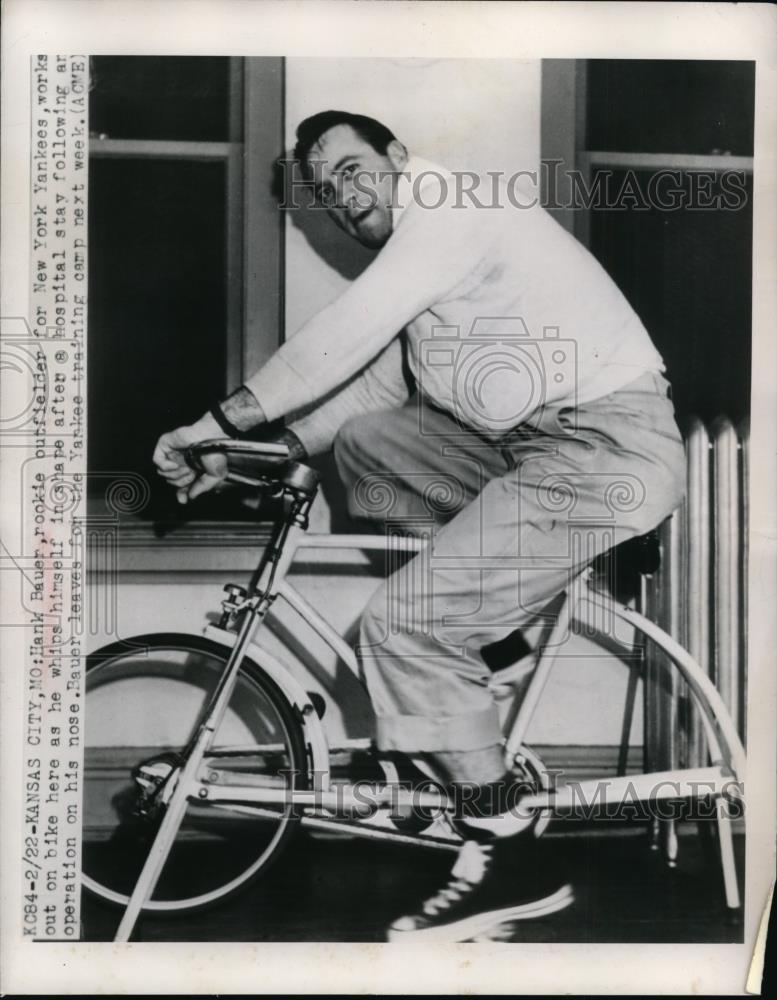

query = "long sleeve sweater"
[
  {"left": 288, "top": 336, "right": 410, "bottom": 455},
  {"left": 249, "top": 156, "right": 664, "bottom": 455}
]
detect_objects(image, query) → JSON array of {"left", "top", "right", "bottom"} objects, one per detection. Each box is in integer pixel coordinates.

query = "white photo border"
[{"left": 1, "top": 1, "right": 775, "bottom": 994}]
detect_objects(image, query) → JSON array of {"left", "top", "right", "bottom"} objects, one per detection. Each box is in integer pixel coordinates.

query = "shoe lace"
[{"left": 421, "top": 840, "right": 492, "bottom": 917}]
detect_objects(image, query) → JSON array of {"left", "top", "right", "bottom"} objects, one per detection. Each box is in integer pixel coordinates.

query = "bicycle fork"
[{"left": 113, "top": 505, "right": 309, "bottom": 943}]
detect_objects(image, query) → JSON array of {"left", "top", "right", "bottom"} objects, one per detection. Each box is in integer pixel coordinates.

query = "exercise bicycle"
[{"left": 82, "top": 440, "right": 746, "bottom": 942}]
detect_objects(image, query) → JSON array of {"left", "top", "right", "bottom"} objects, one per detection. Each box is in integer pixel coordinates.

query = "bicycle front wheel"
[{"left": 83, "top": 633, "right": 308, "bottom": 914}]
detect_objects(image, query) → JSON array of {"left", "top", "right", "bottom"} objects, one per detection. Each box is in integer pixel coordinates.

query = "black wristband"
[{"left": 209, "top": 401, "right": 244, "bottom": 439}]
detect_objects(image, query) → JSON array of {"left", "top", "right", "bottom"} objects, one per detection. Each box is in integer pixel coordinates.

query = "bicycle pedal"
[
  {"left": 133, "top": 753, "right": 181, "bottom": 784},
  {"left": 132, "top": 753, "right": 183, "bottom": 813}
]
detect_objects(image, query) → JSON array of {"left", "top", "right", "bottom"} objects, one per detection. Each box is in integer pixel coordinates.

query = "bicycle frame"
[
  {"left": 205, "top": 528, "right": 745, "bottom": 793},
  {"left": 110, "top": 468, "right": 746, "bottom": 942}
]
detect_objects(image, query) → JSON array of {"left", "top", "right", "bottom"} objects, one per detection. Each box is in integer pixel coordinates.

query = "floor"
[{"left": 81, "top": 821, "right": 745, "bottom": 943}]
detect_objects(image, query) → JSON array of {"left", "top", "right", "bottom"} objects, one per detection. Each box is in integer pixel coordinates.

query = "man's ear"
[{"left": 386, "top": 140, "right": 409, "bottom": 170}]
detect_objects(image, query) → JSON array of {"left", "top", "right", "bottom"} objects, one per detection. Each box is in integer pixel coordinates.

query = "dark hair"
[{"left": 294, "top": 110, "right": 398, "bottom": 171}]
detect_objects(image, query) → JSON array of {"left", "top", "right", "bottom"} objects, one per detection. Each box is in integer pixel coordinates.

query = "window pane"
[
  {"left": 88, "top": 158, "right": 228, "bottom": 520},
  {"left": 90, "top": 56, "right": 232, "bottom": 142},
  {"left": 586, "top": 60, "right": 755, "bottom": 156},
  {"left": 588, "top": 169, "right": 752, "bottom": 424}
]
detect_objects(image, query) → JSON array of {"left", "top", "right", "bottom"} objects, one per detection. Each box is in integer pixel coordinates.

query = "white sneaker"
[{"left": 387, "top": 838, "right": 574, "bottom": 942}]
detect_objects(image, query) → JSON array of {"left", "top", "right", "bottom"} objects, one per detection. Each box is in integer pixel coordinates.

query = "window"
[
  {"left": 541, "top": 59, "right": 754, "bottom": 424},
  {"left": 88, "top": 57, "right": 284, "bottom": 523}
]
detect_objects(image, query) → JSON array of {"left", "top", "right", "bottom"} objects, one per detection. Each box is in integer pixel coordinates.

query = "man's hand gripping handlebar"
[
  {"left": 184, "top": 439, "right": 320, "bottom": 497},
  {"left": 154, "top": 417, "right": 310, "bottom": 504}
]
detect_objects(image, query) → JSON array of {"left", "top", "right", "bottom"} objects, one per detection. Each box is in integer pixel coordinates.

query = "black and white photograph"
[{"left": 1, "top": 2, "right": 775, "bottom": 995}]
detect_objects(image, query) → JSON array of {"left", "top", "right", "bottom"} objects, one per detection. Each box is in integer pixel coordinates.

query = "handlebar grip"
[
  {"left": 181, "top": 438, "right": 311, "bottom": 494},
  {"left": 183, "top": 438, "right": 290, "bottom": 469},
  {"left": 182, "top": 444, "right": 279, "bottom": 492}
]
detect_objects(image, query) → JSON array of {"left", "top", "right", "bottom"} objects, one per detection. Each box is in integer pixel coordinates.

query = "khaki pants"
[{"left": 334, "top": 372, "right": 686, "bottom": 753}]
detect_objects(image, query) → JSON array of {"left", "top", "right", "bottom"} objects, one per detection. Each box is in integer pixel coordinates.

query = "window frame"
[{"left": 540, "top": 59, "right": 754, "bottom": 248}]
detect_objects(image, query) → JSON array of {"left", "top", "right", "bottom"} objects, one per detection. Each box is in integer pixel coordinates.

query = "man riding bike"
[{"left": 154, "top": 110, "right": 685, "bottom": 941}]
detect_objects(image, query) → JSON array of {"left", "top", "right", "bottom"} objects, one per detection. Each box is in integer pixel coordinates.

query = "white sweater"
[{"left": 246, "top": 157, "right": 664, "bottom": 455}]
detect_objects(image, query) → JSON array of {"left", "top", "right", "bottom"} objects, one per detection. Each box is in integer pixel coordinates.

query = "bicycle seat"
[
  {"left": 589, "top": 530, "right": 661, "bottom": 601},
  {"left": 184, "top": 438, "right": 320, "bottom": 495},
  {"left": 591, "top": 530, "right": 661, "bottom": 602},
  {"left": 597, "top": 529, "right": 661, "bottom": 574}
]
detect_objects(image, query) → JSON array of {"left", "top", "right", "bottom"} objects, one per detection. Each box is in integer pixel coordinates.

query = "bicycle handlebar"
[
  {"left": 184, "top": 438, "right": 319, "bottom": 494},
  {"left": 185, "top": 438, "right": 290, "bottom": 467}
]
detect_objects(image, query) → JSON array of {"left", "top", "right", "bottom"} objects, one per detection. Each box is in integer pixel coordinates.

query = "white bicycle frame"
[{"left": 111, "top": 522, "right": 746, "bottom": 942}]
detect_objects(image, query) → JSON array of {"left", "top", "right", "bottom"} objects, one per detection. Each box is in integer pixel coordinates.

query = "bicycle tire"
[{"left": 82, "top": 633, "right": 309, "bottom": 915}]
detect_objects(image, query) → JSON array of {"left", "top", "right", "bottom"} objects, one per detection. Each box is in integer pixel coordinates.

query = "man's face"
[{"left": 307, "top": 124, "right": 408, "bottom": 249}]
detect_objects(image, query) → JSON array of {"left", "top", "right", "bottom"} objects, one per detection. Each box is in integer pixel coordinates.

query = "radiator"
[{"left": 643, "top": 417, "right": 749, "bottom": 774}]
